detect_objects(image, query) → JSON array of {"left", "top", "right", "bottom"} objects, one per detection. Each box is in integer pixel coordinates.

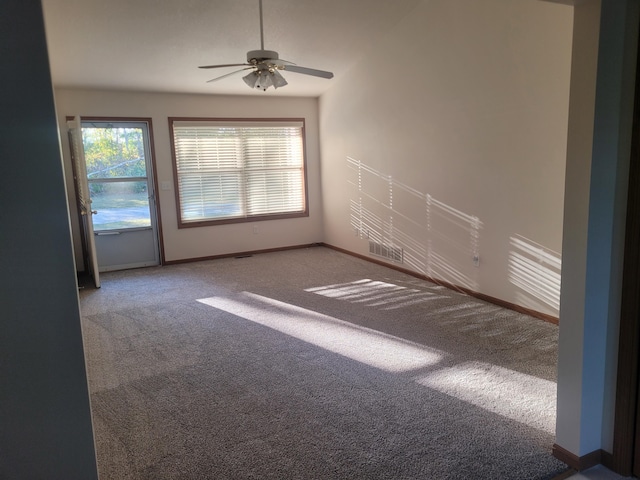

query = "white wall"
[
  {"left": 555, "top": 0, "right": 600, "bottom": 457},
  {"left": 319, "top": 0, "right": 573, "bottom": 317},
  {"left": 54, "top": 89, "right": 323, "bottom": 265},
  {"left": 556, "top": 0, "right": 639, "bottom": 458}
]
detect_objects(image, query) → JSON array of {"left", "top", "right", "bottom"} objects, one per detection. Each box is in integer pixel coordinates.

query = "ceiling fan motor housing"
[{"left": 247, "top": 50, "right": 279, "bottom": 62}]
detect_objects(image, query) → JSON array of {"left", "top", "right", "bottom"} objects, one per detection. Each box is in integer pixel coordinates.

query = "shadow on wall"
[
  {"left": 347, "top": 156, "right": 482, "bottom": 291},
  {"left": 346, "top": 156, "right": 562, "bottom": 313}
]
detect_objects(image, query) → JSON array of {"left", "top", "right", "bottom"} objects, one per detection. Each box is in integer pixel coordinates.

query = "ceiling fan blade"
[
  {"left": 199, "top": 63, "right": 251, "bottom": 69},
  {"left": 271, "top": 58, "right": 295, "bottom": 66},
  {"left": 207, "top": 67, "right": 255, "bottom": 83},
  {"left": 283, "top": 64, "right": 334, "bottom": 79}
]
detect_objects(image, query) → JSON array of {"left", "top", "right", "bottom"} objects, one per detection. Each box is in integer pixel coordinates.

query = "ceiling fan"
[{"left": 198, "top": 0, "right": 334, "bottom": 91}]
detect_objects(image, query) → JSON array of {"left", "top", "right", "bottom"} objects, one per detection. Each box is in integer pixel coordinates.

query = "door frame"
[
  {"left": 66, "top": 116, "right": 165, "bottom": 272},
  {"left": 612, "top": 20, "right": 640, "bottom": 476},
  {"left": 68, "top": 124, "right": 92, "bottom": 279},
  {"left": 68, "top": 117, "right": 101, "bottom": 288}
]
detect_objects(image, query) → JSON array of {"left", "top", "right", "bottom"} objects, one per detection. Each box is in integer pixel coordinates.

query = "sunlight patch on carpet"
[
  {"left": 415, "top": 361, "right": 556, "bottom": 433},
  {"left": 305, "top": 279, "right": 447, "bottom": 310},
  {"left": 197, "top": 292, "right": 444, "bottom": 373}
]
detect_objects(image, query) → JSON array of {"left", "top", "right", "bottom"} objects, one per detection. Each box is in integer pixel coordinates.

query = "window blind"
[{"left": 170, "top": 120, "right": 306, "bottom": 226}]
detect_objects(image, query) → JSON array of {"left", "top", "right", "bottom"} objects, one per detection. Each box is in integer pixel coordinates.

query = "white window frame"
[{"left": 169, "top": 118, "right": 308, "bottom": 228}]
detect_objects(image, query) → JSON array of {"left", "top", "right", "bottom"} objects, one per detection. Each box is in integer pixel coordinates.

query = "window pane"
[
  {"left": 89, "top": 181, "right": 151, "bottom": 230},
  {"left": 244, "top": 127, "right": 303, "bottom": 169},
  {"left": 82, "top": 127, "right": 147, "bottom": 179},
  {"left": 179, "top": 173, "right": 243, "bottom": 222},
  {"left": 171, "top": 119, "right": 307, "bottom": 226},
  {"left": 246, "top": 170, "right": 304, "bottom": 215}
]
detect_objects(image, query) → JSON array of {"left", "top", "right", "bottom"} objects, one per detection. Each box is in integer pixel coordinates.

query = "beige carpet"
[{"left": 79, "top": 246, "right": 567, "bottom": 479}]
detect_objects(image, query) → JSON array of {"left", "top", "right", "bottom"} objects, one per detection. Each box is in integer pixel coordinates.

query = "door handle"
[
  {"left": 95, "top": 231, "right": 120, "bottom": 236},
  {"left": 91, "top": 210, "right": 98, "bottom": 215}
]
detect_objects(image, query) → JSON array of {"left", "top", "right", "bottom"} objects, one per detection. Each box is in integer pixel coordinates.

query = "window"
[
  {"left": 169, "top": 118, "right": 308, "bottom": 228},
  {"left": 80, "top": 122, "right": 153, "bottom": 231}
]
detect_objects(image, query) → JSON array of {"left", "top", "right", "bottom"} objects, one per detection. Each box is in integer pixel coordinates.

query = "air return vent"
[{"left": 369, "top": 241, "right": 403, "bottom": 263}]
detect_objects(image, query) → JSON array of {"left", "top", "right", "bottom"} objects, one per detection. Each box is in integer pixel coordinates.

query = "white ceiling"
[{"left": 42, "top": 0, "right": 422, "bottom": 97}]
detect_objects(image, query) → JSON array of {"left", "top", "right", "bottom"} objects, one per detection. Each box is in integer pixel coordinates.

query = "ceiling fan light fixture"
[
  {"left": 242, "top": 69, "right": 288, "bottom": 91},
  {"left": 271, "top": 69, "right": 288, "bottom": 89},
  {"left": 242, "top": 71, "right": 260, "bottom": 88},
  {"left": 257, "top": 69, "right": 273, "bottom": 90}
]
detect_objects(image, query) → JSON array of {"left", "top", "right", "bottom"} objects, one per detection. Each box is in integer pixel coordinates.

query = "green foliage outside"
[
  {"left": 82, "top": 127, "right": 147, "bottom": 193},
  {"left": 79, "top": 126, "right": 153, "bottom": 231}
]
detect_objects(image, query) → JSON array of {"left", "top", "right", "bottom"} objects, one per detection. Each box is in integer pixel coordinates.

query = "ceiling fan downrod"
[{"left": 259, "top": 0, "right": 264, "bottom": 50}]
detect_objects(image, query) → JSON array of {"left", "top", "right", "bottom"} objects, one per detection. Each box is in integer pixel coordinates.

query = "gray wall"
[{"left": 0, "top": 1, "right": 98, "bottom": 478}]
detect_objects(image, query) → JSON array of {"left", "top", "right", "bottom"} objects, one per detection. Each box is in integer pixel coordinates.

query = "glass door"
[{"left": 80, "top": 120, "right": 160, "bottom": 271}]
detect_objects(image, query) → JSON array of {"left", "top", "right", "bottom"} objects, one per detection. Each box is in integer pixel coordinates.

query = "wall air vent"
[{"left": 369, "top": 241, "right": 403, "bottom": 263}]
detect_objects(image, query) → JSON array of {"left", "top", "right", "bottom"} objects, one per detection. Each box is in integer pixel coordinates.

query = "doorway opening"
[{"left": 69, "top": 117, "right": 162, "bottom": 278}]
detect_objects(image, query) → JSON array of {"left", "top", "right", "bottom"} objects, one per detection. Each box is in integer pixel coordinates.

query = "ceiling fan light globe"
[
  {"left": 271, "top": 70, "right": 288, "bottom": 89},
  {"left": 242, "top": 71, "right": 260, "bottom": 88},
  {"left": 258, "top": 70, "right": 274, "bottom": 90}
]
